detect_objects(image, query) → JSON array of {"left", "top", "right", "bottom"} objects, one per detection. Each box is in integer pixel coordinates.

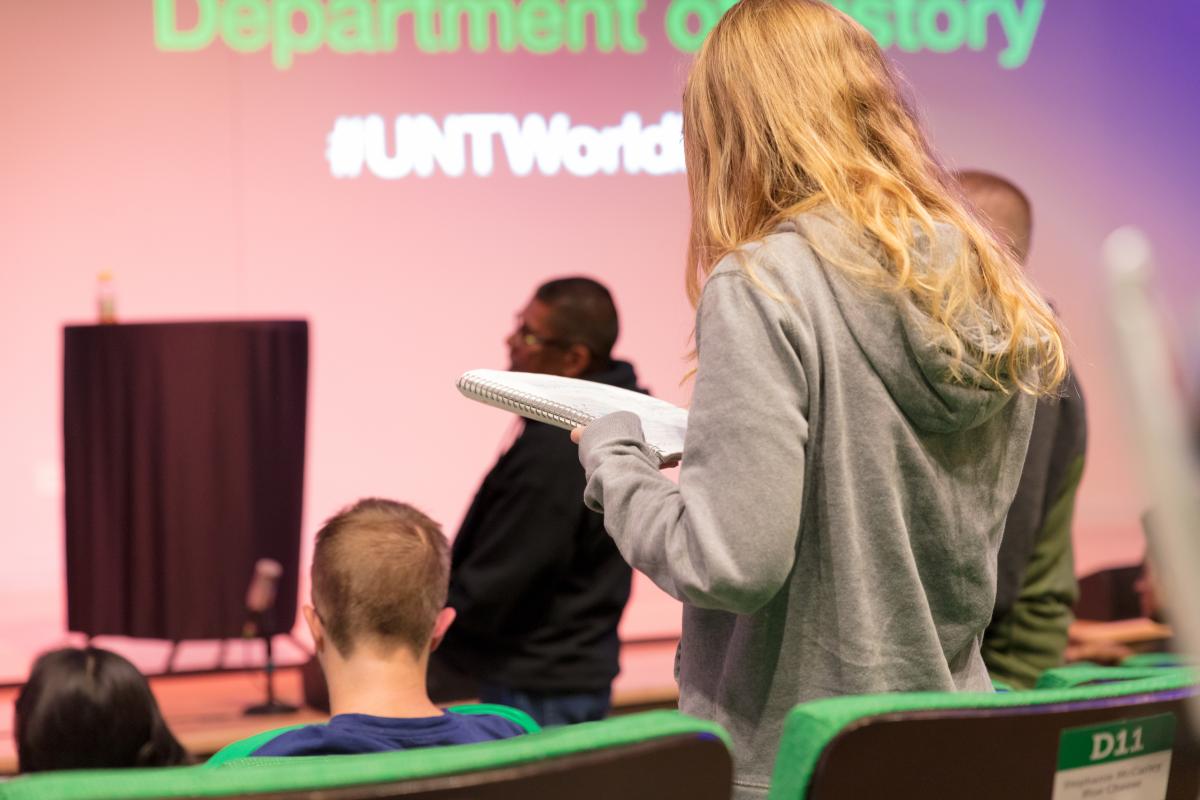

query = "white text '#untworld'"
[{"left": 325, "top": 111, "right": 685, "bottom": 179}]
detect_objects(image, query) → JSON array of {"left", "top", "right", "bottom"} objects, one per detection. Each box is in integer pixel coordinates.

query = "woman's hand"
[{"left": 572, "top": 423, "right": 678, "bottom": 469}]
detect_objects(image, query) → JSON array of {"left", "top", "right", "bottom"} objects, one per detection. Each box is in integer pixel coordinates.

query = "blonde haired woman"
[{"left": 573, "top": 0, "right": 1065, "bottom": 796}]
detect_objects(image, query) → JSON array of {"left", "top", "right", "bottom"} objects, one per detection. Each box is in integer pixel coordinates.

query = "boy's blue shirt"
[{"left": 252, "top": 711, "right": 528, "bottom": 757}]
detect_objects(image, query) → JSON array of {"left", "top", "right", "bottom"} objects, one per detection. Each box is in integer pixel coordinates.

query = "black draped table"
[{"left": 63, "top": 320, "right": 308, "bottom": 642}]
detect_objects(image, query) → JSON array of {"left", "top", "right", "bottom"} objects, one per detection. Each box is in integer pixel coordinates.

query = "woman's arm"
[{"left": 579, "top": 270, "right": 810, "bottom": 615}]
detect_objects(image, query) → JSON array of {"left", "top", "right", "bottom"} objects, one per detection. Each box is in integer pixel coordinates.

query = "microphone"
[
  {"left": 243, "top": 558, "right": 283, "bottom": 638},
  {"left": 240, "top": 557, "right": 299, "bottom": 716}
]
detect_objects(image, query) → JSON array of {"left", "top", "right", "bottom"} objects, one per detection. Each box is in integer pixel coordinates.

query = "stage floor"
[{"left": 0, "top": 639, "right": 678, "bottom": 775}]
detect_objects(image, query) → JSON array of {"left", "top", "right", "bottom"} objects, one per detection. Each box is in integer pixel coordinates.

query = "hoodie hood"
[
  {"left": 789, "top": 211, "right": 1013, "bottom": 435},
  {"left": 584, "top": 359, "right": 644, "bottom": 394}
]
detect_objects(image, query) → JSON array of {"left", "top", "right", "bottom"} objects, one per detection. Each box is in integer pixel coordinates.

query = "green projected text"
[
  {"left": 154, "top": 0, "right": 1044, "bottom": 69},
  {"left": 827, "top": 0, "right": 1043, "bottom": 69}
]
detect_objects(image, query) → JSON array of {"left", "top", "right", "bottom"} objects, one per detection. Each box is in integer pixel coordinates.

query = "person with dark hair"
[
  {"left": 530, "top": 278, "right": 621, "bottom": 369},
  {"left": 429, "top": 277, "right": 640, "bottom": 726},
  {"left": 253, "top": 498, "right": 529, "bottom": 757},
  {"left": 956, "top": 170, "right": 1089, "bottom": 690},
  {"left": 15, "top": 647, "right": 189, "bottom": 773}
]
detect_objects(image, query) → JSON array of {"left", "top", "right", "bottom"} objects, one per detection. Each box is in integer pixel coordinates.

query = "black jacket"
[{"left": 436, "top": 361, "right": 640, "bottom": 692}]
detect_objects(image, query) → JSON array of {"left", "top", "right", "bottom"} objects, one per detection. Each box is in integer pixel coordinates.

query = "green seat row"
[
  {"left": 0, "top": 710, "right": 730, "bottom": 800},
  {"left": 4, "top": 665, "right": 1196, "bottom": 800}
]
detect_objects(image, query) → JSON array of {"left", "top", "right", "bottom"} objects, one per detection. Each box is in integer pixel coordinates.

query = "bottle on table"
[{"left": 97, "top": 271, "right": 117, "bottom": 324}]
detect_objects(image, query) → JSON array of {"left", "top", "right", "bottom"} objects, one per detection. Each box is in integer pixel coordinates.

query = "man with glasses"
[{"left": 429, "top": 277, "right": 642, "bottom": 725}]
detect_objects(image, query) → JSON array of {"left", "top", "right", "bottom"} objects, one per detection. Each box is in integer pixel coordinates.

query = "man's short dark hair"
[
  {"left": 956, "top": 170, "right": 1033, "bottom": 264},
  {"left": 312, "top": 499, "right": 449, "bottom": 657},
  {"left": 534, "top": 277, "right": 619, "bottom": 365}
]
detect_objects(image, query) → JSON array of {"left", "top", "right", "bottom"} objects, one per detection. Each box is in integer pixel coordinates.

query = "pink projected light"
[{"left": 0, "top": 0, "right": 1189, "bottom": 681}]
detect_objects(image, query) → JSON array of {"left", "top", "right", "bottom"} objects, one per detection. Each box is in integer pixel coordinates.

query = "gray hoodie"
[{"left": 578, "top": 212, "right": 1035, "bottom": 798}]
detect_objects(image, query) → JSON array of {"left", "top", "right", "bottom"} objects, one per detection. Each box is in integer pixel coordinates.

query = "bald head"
[{"left": 956, "top": 170, "right": 1033, "bottom": 265}]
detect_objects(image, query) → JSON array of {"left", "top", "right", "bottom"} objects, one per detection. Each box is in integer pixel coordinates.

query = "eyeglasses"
[{"left": 514, "top": 315, "right": 570, "bottom": 349}]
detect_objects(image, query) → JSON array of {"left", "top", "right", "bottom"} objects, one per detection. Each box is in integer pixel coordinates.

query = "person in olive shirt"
[
  {"left": 429, "top": 277, "right": 639, "bottom": 725},
  {"left": 958, "top": 170, "right": 1089, "bottom": 689}
]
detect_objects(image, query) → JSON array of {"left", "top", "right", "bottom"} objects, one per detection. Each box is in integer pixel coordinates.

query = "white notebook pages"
[{"left": 457, "top": 369, "right": 688, "bottom": 465}]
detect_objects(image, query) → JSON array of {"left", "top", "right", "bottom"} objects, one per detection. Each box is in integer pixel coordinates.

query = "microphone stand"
[{"left": 244, "top": 608, "right": 299, "bottom": 716}]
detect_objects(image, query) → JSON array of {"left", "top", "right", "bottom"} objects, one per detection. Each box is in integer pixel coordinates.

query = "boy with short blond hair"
[{"left": 254, "top": 498, "right": 529, "bottom": 757}]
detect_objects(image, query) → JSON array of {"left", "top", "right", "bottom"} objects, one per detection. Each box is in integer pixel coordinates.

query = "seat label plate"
[{"left": 1052, "top": 713, "right": 1175, "bottom": 800}]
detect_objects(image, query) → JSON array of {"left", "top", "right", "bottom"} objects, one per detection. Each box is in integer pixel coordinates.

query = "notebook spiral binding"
[
  {"left": 457, "top": 374, "right": 596, "bottom": 430},
  {"left": 456, "top": 373, "right": 671, "bottom": 462}
]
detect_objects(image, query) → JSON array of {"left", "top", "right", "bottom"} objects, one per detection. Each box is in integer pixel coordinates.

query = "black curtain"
[{"left": 63, "top": 320, "right": 308, "bottom": 640}]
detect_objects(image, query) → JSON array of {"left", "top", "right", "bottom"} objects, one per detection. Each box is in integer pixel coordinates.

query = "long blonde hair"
[{"left": 683, "top": 0, "right": 1065, "bottom": 395}]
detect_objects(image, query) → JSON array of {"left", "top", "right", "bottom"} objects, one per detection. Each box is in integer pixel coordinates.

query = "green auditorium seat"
[
  {"left": 0, "top": 710, "right": 732, "bottom": 800},
  {"left": 1123, "top": 652, "right": 1188, "bottom": 669},
  {"left": 767, "top": 669, "right": 1199, "bottom": 799},
  {"left": 1036, "top": 663, "right": 1193, "bottom": 689}
]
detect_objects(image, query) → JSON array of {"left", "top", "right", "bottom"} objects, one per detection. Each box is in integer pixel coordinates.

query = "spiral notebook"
[{"left": 457, "top": 369, "right": 688, "bottom": 465}]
